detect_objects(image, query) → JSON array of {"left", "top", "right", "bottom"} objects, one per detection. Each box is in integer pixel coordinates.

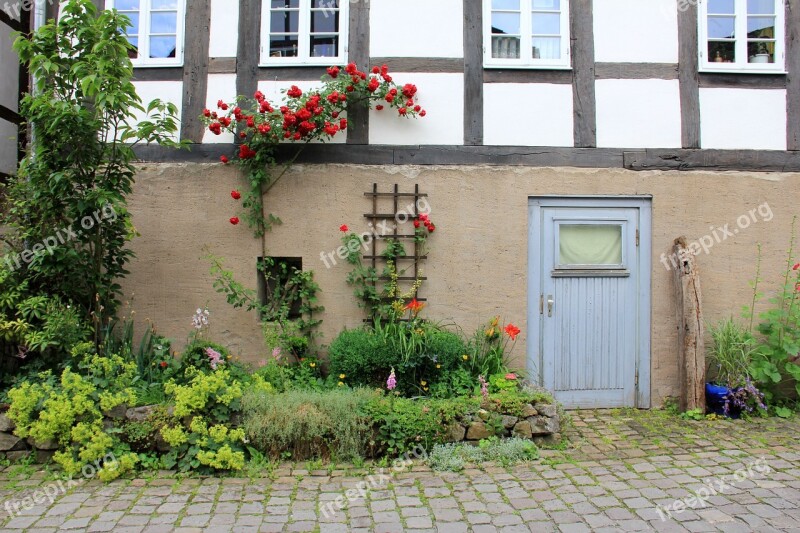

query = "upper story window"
[
  {"left": 483, "top": 0, "right": 571, "bottom": 69},
  {"left": 260, "top": 0, "right": 348, "bottom": 66},
  {"left": 699, "top": 0, "right": 785, "bottom": 73},
  {"left": 108, "top": 0, "right": 186, "bottom": 67}
]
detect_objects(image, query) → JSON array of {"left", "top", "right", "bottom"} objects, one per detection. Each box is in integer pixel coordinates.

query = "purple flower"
[
  {"left": 206, "top": 347, "right": 224, "bottom": 370},
  {"left": 478, "top": 375, "right": 488, "bottom": 400},
  {"left": 387, "top": 368, "right": 397, "bottom": 391}
]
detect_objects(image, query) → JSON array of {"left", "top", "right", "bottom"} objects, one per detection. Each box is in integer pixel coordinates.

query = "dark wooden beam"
[
  {"left": 678, "top": 1, "right": 701, "bottom": 148},
  {"left": 16, "top": 3, "right": 30, "bottom": 165},
  {"left": 133, "top": 143, "right": 800, "bottom": 172},
  {"left": 209, "top": 57, "right": 237, "bottom": 74},
  {"left": 0, "top": 104, "right": 20, "bottom": 125},
  {"left": 0, "top": 7, "right": 24, "bottom": 32},
  {"left": 484, "top": 69, "right": 573, "bottom": 84},
  {"left": 786, "top": 0, "right": 800, "bottom": 149},
  {"left": 571, "top": 0, "right": 597, "bottom": 148},
  {"left": 369, "top": 57, "right": 464, "bottom": 73},
  {"left": 180, "top": 0, "right": 211, "bottom": 143},
  {"left": 236, "top": 0, "right": 261, "bottom": 111},
  {"left": 594, "top": 63, "right": 679, "bottom": 80},
  {"left": 463, "top": 0, "right": 483, "bottom": 146},
  {"left": 698, "top": 72, "right": 787, "bottom": 89},
  {"left": 132, "top": 67, "right": 184, "bottom": 82},
  {"left": 346, "top": 0, "right": 370, "bottom": 144}
]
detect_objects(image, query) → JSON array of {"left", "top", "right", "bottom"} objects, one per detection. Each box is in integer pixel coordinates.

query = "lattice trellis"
[{"left": 363, "top": 183, "right": 428, "bottom": 307}]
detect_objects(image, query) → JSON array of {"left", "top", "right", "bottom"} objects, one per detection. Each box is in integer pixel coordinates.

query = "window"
[
  {"left": 260, "top": 0, "right": 348, "bottom": 66},
  {"left": 699, "top": 0, "right": 785, "bottom": 73},
  {"left": 483, "top": 0, "right": 571, "bottom": 69},
  {"left": 107, "top": 0, "right": 186, "bottom": 67}
]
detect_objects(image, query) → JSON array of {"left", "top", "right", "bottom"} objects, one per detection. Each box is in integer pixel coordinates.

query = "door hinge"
[
  {"left": 539, "top": 294, "right": 544, "bottom": 315},
  {"left": 635, "top": 229, "right": 640, "bottom": 247}
]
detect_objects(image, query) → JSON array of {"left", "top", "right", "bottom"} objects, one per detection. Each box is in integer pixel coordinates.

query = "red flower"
[
  {"left": 419, "top": 213, "right": 429, "bottom": 222},
  {"left": 258, "top": 124, "right": 271, "bottom": 135},
  {"left": 238, "top": 144, "right": 256, "bottom": 159},
  {"left": 230, "top": 217, "right": 240, "bottom": 225},
  {"left": 376, "top": 105, "right": 384, "bottom": 111},
  {"left": 327, "top": 66, "right": 340, "bottom": 78},
  {"left": 367, "top": 78, "right": 380, "bottom": 92},
  {"left": 385, "top": 94, "right": 395, "bottom": 104},
  {"left": 414, "top": 105, "right": 421, "bottom": 112},
  {"left": 794, "top": 263, "right": 800, "bottom": 271},
  {"left": 372, "top": 66, "right": 380, "bottom": 74},
  {"left": 340, "top": 224, "right": 349, "bottom": 232},
  {"left": 383, "top": 74, "right": 393, "bottom": 83},
  {"left": 287, "top": 85, "right": 303, "bottom": 98},
  {"left": 402, "top": 83, "right": 418, "bottom": 98},
  {"left": 340, "top": 119, "right": 348, "bottom": 130},
  {"left": 345, "top": 62, "right": 357, "bottom": 75},
  {"left": 427, "top": 224, "right": 435, "bottom": 233},
  {"left": 254, "top": 90, "right": 265, "bottom": 101},
  {"left": 504, "top": 323, "right": 521, "bottom": 340},
  {"left": 505, "top": 373, "right": 517, "bottom": 380},
  {"left": 419, "top": 110, "right": 427, "bottom": 117},
  {"left": 217, "top": 99, "right": 228, "bottom": 110},
  {"left": 413, "top": 220, "right": 420, "bottom": 228},
  {"left": 260, "top": 101, "right": 273, "bottom": 113},
  {"left": 346, "top": 85, "right": 355, "bottom": 92},
  {"left": 160, "top": 361, "right": 168, "bottom": 368},
  {"left": 231, "top": 190, "right": 241, "bottom": 200},
  {"left": 220, "top": 155, "right": 229, "bottom": 164},
  {"left": 405, "top": 298, "right": 425, "bottom": 314},
  {"left": 219, "top": 116, "right": 232, "bottom": 127},
  {"left": 332, "top": 111, "right": 340, "bottom": 118},
  {"left": 398, "top": 107, "right": 407, "bottom": 115},
  {"left": 209, "top": 122, "right": 222, "bottom": 135},
  {"left": 203, "top": 109, "right": 211, "bottom": 117},
  {"left": 238, "top": 132, "right": 247, "bottom": 139},
  {"left": 246, "top": 116, "right": 255, "bottom": 128}
]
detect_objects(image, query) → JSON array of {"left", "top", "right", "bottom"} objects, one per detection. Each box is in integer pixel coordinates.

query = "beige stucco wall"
[{"left": 123, "top": 162, "right": 800, "bottom": 405}]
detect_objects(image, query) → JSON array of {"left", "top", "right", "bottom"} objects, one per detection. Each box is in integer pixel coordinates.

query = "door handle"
[{"left": 547, "top": 295, "right": 554, "bottom": 317}]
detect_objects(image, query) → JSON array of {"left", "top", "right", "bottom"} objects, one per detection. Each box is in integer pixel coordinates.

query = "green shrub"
[
  {"left": 328, "top": 323, "right": 468, "bottom": 396},
  {"left": 241, "top": 388, "right": 379, "bottom": 461},
  {"left": 707, "top": 318, "right": 756, "bottom": 388}
]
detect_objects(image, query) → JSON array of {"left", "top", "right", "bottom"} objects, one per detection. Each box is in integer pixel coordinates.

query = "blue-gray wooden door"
[{"left": 528, "top": 198, "right": 651, "bottom": 409}]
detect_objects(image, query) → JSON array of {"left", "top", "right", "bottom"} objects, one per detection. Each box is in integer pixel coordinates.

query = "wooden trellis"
[{"left": 363, "top": 183, "right": 428, "bottom": 306}]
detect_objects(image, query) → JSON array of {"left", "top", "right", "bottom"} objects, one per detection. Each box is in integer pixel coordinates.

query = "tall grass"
[{"left": 241, "top": 388, "right": 379, "bottom": 461}]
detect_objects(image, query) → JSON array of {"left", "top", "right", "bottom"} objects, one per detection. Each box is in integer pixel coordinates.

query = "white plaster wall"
[
  {"left": 0, "top": 119, "right": 17, "bottom": 176},
  {"left": 596, "top": 79, "right": 682, "bottom": 148},
  {"left": 131, "top": 81, "right": 183, "bottom": 142},
  {"left": 0, "top": 23, "right": 19, "bottom": 113},
  {"left": 203, "top": 74, "right": 238, "bottom": 144},
  {"left": 699, "top": 88, "right": 787, "bottom": 150},
  {"left": 369, "top": 73, "right": 463, "bottom": 145},
  {"left": 593, "top": 0, "right": 679, "bottom": 63},
  {"left": 483, "top": 84, "right": 574, "bottom": 147},
  {"left": 209, "top": 0, "right": 239, "bottom": 58},
  {"left": 370, "top": 0, "right": 463, "bottom": 58}
]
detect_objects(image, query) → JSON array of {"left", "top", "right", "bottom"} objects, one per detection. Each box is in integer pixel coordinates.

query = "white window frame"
[
  {"left": 483, "top": 0, "right": 571, "bottom": 70},
  {"left": 106, "top": 0, "right": 186, "bottom": 67},
  {"left": 698, "top": 0, "right": 785, "bottom": 74},
  {"left": 260, "top": 0, "right": 349, "bottom": 67}
]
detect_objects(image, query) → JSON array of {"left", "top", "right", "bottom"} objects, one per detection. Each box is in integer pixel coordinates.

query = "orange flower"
[{"left": 504, "top": 323, "right": 521, "bottom": 340}]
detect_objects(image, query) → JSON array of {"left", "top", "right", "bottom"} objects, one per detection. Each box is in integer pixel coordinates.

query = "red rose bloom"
[
  {"left": 231, "top": 190, "right": 241, "bottom": 200},
  {"left": 332, "top": 111, "right": 339, "bottom": 118},
  {"left": 376, "top": 105, "right": 384, "bottom": 111},
  {"left": 230, "top": 217, "right": 240, "bottom": 225},
  {"left": 203, "top": 109, "right": 211, "bottom": 117},
  {"left": 220, "top": 155, "right": 229, "bottom": 164},
  {"left": 340, "top": 224, "right": 349, "bottom": 232},
  {"left": 398, "top": 107, "right": 407, "bottom": 115},
  {"left": 254, "top": 90, "right": 265, "bottom": 101},
  {"left": 794, "top": 263, "right": 800, "bottom": 270},
  {"left": 402, "top": 83, "right": 418, "bottom": 98},
  {"left": 339, "top": 119, "right": 348, "bottom": 130},
  {"left": 327, "top": 66, "right": 340, "bottom": 78},
  {"left": 160, "top": 361, "right": 168, "bottom": 368},
  {"left": 238, "top": 144, "right": 256, "bottom": 159},
  {"left": 413, "top": 220, "right": 420, "bottom": 228},
  {"left": 414, "top": 105, "right": 421, "bottom": 112},
  {"left": 209, "top": 122, "right": 222, "bottom": 135},
  {"left": 287, "top": 85, "right": 303, "bottom": 98},
  {"left": 419, "top": 110, "right": 427, "bottom": 117},
  {"left": 246, "top": 116, "right": 255, "bottom": 128},
  {"left": 372, "top": 66, "right": 380, "bottom": 74},
  {"left": 428, "top": 224, "right": 435, "bottom": 233},
  {"left": 345, "top": 62, "right": 357, "bottom": 74},
  {"left": 367, "top": 78, "right": 380, "bottom": 92}
]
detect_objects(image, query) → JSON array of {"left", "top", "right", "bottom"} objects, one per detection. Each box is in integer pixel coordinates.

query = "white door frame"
[{"left": 527, "top": 196, "right": 652, "bottom": 408}]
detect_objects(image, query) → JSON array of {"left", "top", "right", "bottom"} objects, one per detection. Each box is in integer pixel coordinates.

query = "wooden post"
[{"left": 672, "top": 237, "right": 706, "bottom": 412}]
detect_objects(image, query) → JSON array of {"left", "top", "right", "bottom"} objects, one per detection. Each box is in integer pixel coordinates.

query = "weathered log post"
[{"left": 672, "top": 237, "right": 706, "bottom": 412}]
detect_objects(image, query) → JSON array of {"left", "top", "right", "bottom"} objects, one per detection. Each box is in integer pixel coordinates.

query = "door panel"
[{"left": 529, "top": 200, "right": 650, "bottom": 409}]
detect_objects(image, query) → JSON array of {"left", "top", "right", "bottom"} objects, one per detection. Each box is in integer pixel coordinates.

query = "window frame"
[
  {"left": 483, "top": 0, "right": 571, "bottom": 70},
  {"left": 107, "top": 0, "right": 186, "bottom": 67},
  {"left": 259, "top": 0, "right": 349, "bottom": 67},
  {"left": 698, "top": 0, "right": 786, "bottom": 74}
]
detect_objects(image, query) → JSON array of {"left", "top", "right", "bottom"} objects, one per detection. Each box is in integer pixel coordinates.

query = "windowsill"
[
  {"left": 483, "top": 64, "right": 572, "bottom": 71},
  {"left": 259, "top": 63, "right": 339, "bottom": 68},
  {"left": 698, "top": 67, "right": 787, "bottom": 75},
  {"left": 132, "top": 63, "right": 184, "bottom": 68}
]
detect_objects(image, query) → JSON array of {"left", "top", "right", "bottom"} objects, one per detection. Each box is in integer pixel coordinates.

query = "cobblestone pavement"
[{"left": 0, "top": 408, "right": 798, "bottom": 532}]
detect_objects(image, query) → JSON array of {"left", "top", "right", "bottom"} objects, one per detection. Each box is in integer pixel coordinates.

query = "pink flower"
[
  {"left": 387, "top": 368, "right": 397, "bottom": 391},
  {"left": 505, "top": 373, "right": 517, "bottom": 380},
  {"left": 206, "top": 348, "right": 225, "bottom": 370},
  {"left": 272, "top": 346, "right": 282, "bottom": 360},
  {"left": 478, "top": 375, "right": 488, "bottom": 400}
]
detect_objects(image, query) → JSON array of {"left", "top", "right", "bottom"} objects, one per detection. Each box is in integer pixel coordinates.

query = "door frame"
[{"left": 527, "top": 196, "right": 652, "bottom": 408}]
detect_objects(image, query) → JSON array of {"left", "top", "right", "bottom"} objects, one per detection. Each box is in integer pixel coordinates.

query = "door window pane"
[
  {"left": 117, "top": 0, "right": 140, "bottom": 9},
  {"left": 532, "top": 12, "right": 560, "bottom": 34},
  {"left": 708, "top": 16, "right": 736, "bottom": 38},
  {"left": 492, "top": 12, "right": 521, "bottom": 34},
  {"left": 150, "top": 12, "right": 177, "bottom": 33},
  {"left": 271, "top": 11, "right": 299, "bottom": 33},
  {"left": 491, "top": 36, "right": 521, "bottom": 58},
  {"left": 149, "top": 35, "right": 176, "bottom": 57},
  {"left": 310, "top": 35, "right": 338, "bottom": 57},
  {"left": 532, "top": 37, "right": 560, "bottom": 59},
  {"left": 270, "top": 35, "right": 299, "bottom": 56},
  {"left": 708, "top": 40, "right": 736, "bottom": 62},
  {"left": 709, "top": 0, "right": 735, "bottom": 13},
  {"left": 492, "top": 0, "right": 520, "bottom": 9},
  {"left": 532, "top": 0, "right": 560, "bottom": 8},
  {"left": 311, "top": 11, "right": 338, "bottom": 33},
  {"left": 559, "top": 225, "right": 623, "bottom": 266},
  {"left": 748, "top": 0, "right": 774, "bottom": 14}
]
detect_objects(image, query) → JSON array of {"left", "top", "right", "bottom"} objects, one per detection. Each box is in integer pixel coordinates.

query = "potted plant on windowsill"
[{"left": 706, "top": 318, "right": 767, "bottom": 418}]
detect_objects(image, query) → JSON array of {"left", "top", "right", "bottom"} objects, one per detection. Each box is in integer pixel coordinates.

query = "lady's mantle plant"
[{"left": 203, "top": 63, "right": 426, "bottom": 237}]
